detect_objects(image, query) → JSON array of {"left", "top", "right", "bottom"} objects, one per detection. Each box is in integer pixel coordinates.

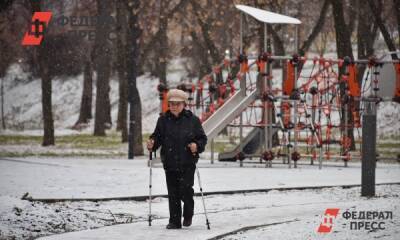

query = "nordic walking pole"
[
  {"left": 196, "top": 167, "right": 211, "bottom": 230},
  {"left": 148, "top": 150, "right": 153, "bottom": 226}
]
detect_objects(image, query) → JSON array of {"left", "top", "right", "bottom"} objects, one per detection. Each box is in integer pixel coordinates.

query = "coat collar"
[{"left": 165, "top": 109, "right": 192, "bottom": 119}]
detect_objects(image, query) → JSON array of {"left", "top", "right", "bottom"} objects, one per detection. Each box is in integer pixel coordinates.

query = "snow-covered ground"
[
  {"left": 0, "top": 64, "right": 161, "bottom": 134},
  {"left": 33, "top": 185, "right": 400, "bottom": 240},
  {"left": 1, "top": 56, "right": 400, "bottom": 137},
  {"left": 0, "top": 157, "right": 399, "bottom": 239},
  {"left": 1, "top": 157, "right": 400, "bottom": 200},
  {"left": 0, "top": 54, "right": 399, "bottom": 239}
]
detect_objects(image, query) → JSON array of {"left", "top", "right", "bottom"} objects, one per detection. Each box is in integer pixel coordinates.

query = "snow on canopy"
[{"left": 235, "top": 5, "right": 301, "bottom": 24}]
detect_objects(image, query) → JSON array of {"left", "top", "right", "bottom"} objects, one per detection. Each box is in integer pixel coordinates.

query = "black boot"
[
  {"left": 183, "top": 217, "right": 192, "bottom": 227},
  {"left": 166, "top": 222, "right": 182, "bottom": 229}
]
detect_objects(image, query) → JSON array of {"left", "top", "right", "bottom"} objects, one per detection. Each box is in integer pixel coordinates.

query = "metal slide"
[
  {"left": 202, "top": 88, "right": 259, "bottom": 140},
  {"left": 218, "top": 127, "right": 264, "bottom": 161},
  {"left": 218, "top": 126, "right": 280, "bottom": 161}
]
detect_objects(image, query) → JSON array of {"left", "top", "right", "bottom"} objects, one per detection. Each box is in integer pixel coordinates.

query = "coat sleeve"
[
  {"left": 149, "top": 116, "right": 164, "bottom": 151},
  {"left": 192, "top": 116, "right": 207, "bottom": 153}
]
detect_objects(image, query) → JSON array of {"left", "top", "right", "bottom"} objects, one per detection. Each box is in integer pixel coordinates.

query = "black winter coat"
[{"left": 150, "top": 109, "right": 207, "bottom": 171}]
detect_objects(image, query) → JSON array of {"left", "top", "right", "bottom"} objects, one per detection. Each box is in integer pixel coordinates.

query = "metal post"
[
  {"left": 240, "top": 12, "right": 243, "bottom": 55},
  {"left": 319, "top": 146, "right": 323, "bottom": 170},
  {"left": 210, "top": 138, "right": 214, "bottom": 164},
  {"left": 293, "top": 100, "right": 297, "bottom": 168},
  {"left": 264, "top": 23, "right": 267, "bottom": 52},
  {"left": 263, "top": 23, "right": 272, "bottom": 167},
  {"left": 361, "top": 101, "right": 376, "bottom": 197},
  {"left": 239, "top": 113, "right": 243, "bottom": 167},
  {"left": 292, "top": 60, "right": 299, "bottom": 168},
  {"left": 267, "top": 24, "right": 273, "bottom": 168},
  {"left": 311, "top": 97, "right": 316, "bottom": 165},
  {"left": 239, "top": 14, "right": 245, "bottom": 167},
  {"left": 294, "top": 25, "right": 299, "bottom": 53},
  {"left": 288, "top": 131, "right": 292, "bottom": 168},
  {"left": 283, "top": 131, "right": 287, "bottom": 164},
  {"left": 344, "top": 103, "right": 348, "bottom": 167}
]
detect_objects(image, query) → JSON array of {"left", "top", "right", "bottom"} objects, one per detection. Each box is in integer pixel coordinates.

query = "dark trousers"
[{"left": 165, "top": 167, "right": 196, "bottom": 225}]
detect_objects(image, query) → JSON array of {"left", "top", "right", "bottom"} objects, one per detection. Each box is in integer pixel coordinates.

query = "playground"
[{"left": 1, "top": 3, "right": 400, "bottom": 240}]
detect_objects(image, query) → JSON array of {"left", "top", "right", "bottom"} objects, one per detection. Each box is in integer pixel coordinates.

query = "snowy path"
[
  {"left": 1, "top": 157, "right": 399, "bottom": 239},
  {"left": 1, "top": 157, "right": 400, "bottom": 200},
  {"left": 36, "top": 185, "right": 400, "bottom": 240}
]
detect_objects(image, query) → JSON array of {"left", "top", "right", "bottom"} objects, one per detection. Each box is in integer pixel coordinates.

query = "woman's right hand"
[{"left": 146, "top": 139, "right": 154, "bottom": 151}]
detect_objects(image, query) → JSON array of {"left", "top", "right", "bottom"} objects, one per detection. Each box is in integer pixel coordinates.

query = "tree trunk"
[
  {"left": 127, "top": 0, "right": 144, "bottom": 156},
  {"left": 116, "top": 0, "right": 128, "bottom": 142},
  {"left": 394, "top": 0, "right": 400, "bottom": 47},
  {"left": 190, "top": 30, "right": 211, "bottom": 79},
  {"left": 347, "top": 0, "right": 357, "bottom": 36},
  {"left": 357, "top": 0, "right": 378, "bottom": 85},
  {"left": 74, "top": 60, "right": 93, "bottom": 128},
  {"left": 269, "top": 25, "right": 285, "bottom": 68},
  {"left": 157, "top": 0, "right": 168, "bottom": 86},
  {"left": 330, "top": 0, "right": 355, "bottom": 150},
  {"left": 105, "top": 84, "right": 112, "bottom": 128},
  {"left": 139, "top": 0, "right": 188, "bottom": 77},
  {"left": 354, "top": 0, "right": 379, "bottom": 150},
  {"left": 190, "top": 0, "right": 224, "bottom": 105},
  {"left": 93, "top": 0, "right": 112, "bottom": 136},
  {"left": 190, "top": 30, "right": 212, "bottom": 109},
  {"left": 117, "top": 77, "right": 128, "bottom": 142},
  {"left": 29, "top": 0, "right": 54, "bottom": 145},
  {"left": 39, "top": 45, "right": 55, "bottom": 146},
  {"left": 331, "top": 0, "right": 354, "bottom": 59},
  {"left": 367, "top": 0, "right": 398, "bottom": 59},
  {"left": 1, "top": 76, "right": 5, "bottom": 130},
  {"left": 299, "top": 0, "right": 329, "bottom": 55},
  {"left": 190, "top": 0, "right": 221, "bottom": 65}
]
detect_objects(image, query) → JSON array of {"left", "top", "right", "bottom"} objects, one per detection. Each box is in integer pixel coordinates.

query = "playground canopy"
[{"left": 235, "top": 5, "right": 301, "bottom": 24}]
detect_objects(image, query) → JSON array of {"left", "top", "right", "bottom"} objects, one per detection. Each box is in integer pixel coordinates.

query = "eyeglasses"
[{"left": 168, "top": 102, "right": 184, "bottom": 106}]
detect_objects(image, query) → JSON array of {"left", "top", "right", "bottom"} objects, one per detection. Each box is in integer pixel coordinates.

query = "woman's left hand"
[{"left": 187, "top": 142, "right": 197, "bottom": 153}]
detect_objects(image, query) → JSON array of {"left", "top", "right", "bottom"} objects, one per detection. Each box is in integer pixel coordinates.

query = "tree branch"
[
  {"left": 299, "top": 0, "right": 329, "bottom": 55},
  {"left": 367, "top": 0, "right": 398, "bottom": 59}
]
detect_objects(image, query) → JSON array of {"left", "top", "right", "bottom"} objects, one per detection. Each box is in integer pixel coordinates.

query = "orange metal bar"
[
  {"left": 283, "top": 61, "right": 295, "bottom": 95},
  {"left": 347, "top": 64, "right": 361, "bottom": 97},
  {"left": 161, "top": 91, "right": 169, "bottom": 113}
]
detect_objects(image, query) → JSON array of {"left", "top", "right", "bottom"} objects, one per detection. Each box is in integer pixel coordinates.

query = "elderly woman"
[{"left": 146, "top": 89, "right": 207, "bottom": 229}]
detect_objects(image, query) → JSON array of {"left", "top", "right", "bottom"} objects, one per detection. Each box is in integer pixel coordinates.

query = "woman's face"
[{"left": 168, "top": 101, "right": 185, "bottom": 116}]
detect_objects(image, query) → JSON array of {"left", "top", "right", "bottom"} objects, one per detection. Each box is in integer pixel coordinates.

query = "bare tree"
[
  {"left": 0, "top": 37, "right": 13, "bottom": 130},
  {"left": 156, "top": 0, "right": 169, "bottom": 86},
  {"left": 299, "top": 0, "right": 330, "bottom": 55},
  {"left": 1, "top": 67, "right": 5, "bottom": 130},
  {"left": 93, "top": 0, "right": 113, "bottom": 136},
  {"left": 27, "top": 0, "right": 55, "bottom": 145},
  {"left": 189, "top": 0, "right": 223, "bottom": 65},
  {"left": 357, "top": 0, "right": 379, "bottom": 82},
  {"left": 368, "top": 0, "right": 398, "bottom": 59},
  {"left": 394, "top": 0, "right": 400, "bottom": 47},
  {"left": 116, "top": 0, "right": 128, "bottom": 142},
  {"left": 74, "top": 58, "right": 93, "bottom": 128},
  {"left": 330, "top": 0, "right": 356, "bottom": 150},
  {"left": 126, "top": 0, "right": 144, "bottom": 156}
]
